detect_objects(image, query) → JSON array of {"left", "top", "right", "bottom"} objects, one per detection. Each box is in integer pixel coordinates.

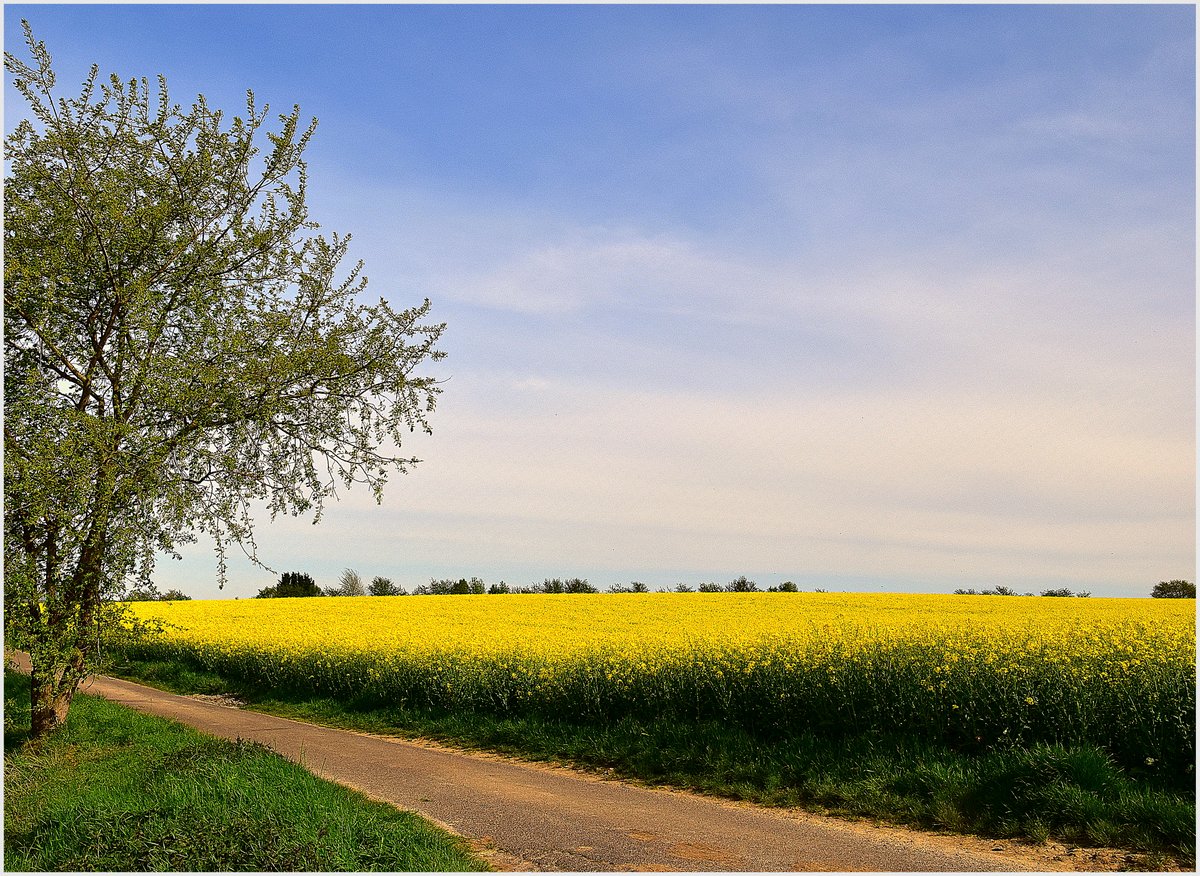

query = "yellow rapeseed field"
[{"left": 128, "top": 592, "right": 1195, "bottom": 775}]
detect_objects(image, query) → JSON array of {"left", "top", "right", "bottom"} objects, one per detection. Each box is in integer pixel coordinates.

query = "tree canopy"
[
  {"left": 3, "top": 25, "right": 445, "bottom": 736},
  {"left": 1152, "top": 580, "right": 1196, "bottom": 598},
  {"left": 256, "top": 571, "right": 323, "bottom": 599}
]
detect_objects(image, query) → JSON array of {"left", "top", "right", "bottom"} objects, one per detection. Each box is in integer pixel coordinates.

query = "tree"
[
  {"left": 326, "top": 568, "right": 365, "bottom": 597},
  {"left": 369, "top": 575, "right": 402, "bottom": 596},
  {"left": 673, "top": 583, "right": 694, "bottom": 593},
  {"left": 416, "top": 578, "right": 467, "bottom": 595},
  {"left": 487, "top": 581, "right": 511, "bottom": 595},
  {"left": 1152, "top": 580, "right": 1196, "bottom": 598},
  {"left": 725, "top": 576, "right": 759, "bottom": 593},
  {"left": 257, "top": 571, "right": 322, "bottom": 599},
  {"left": 1041, "top": 588, "right": 1088, "bottom": 598},
  {"left": 3, "top": 27, "right": 445, "bottom": 737}
]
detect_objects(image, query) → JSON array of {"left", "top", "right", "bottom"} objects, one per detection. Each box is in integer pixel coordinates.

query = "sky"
[{"left": 4, "top": 4, "right": 1195, "bottom": 599}]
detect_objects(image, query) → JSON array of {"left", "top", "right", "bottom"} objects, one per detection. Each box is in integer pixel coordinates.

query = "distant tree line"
[
  {"left": 953, "top": 586, "right": 1091, "bottom": 597},
  {"left": 253, "top": 572, "right": 813, "bottom": 598},
  {"left": 954, "top": 580, "right": 1197, "bottom": 598},
  {"left": 145, "top": 574, "right": 1198, "bottom": 601}
]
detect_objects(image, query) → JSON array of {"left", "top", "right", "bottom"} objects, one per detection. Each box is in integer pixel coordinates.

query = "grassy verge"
[
  {"left": 3, "top": 671, "right": 489, "bottom": 872},
  {"left": 108, "top": 655, "right": 1194, "bottom": 865}
]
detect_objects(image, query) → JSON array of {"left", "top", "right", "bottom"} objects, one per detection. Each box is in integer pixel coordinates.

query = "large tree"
[
  {"left": 1151, "top": 580, "right": 1196, "bottom": 599},
  {"left": 4, "top": 26, "right": 446, "bottom": 737}
]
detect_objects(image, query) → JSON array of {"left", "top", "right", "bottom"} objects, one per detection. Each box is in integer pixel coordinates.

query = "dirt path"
[{"left": 8, "top": 657, "right": 1140, "bottom": 871}]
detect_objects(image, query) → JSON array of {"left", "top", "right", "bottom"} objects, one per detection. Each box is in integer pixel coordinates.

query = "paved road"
[{"left": 17, "top": 659, "right": 1060, "bottom": 871}]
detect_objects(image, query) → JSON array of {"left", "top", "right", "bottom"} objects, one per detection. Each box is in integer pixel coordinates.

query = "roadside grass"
[
  {"left": 108, "top": 655, "right": 1195, "bottom": 865},
  {"left": 3, "top": 671, "right": 489, "bottom": 872}
]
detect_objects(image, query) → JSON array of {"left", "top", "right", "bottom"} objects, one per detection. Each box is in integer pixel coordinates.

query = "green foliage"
[
  {"left": 416, "top": 577, "right": 485, "bottom": 596},
  {"left": 539, "top": 578, "right": 596, "bottom": 594},
  {"left": 1041, "top": 588, "right": 1090, "bottom": 598},
  {"left": 697, "top": 582, "right": 724, "bottom": 593},
  {"left": 257, "top": 572, "right": 322, "bottom": 599},
  {"left": 369, "top": 576, "right": 403, "bottom": 597},
  {"left": 3, "top": 26, "right": 443, "bottom": 733},
  {"left": 3, "top": 673, "right": 488, "bottom": 871},
  {"left": 725, "top": 576, "right": 759, "bottom": 593},
  {"left": 1152, "top": 580, "right": 1196, "bottom": 599}
]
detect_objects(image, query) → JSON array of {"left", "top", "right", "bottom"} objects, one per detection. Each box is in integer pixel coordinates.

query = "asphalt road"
[{"left": 12, "top": 658, "right": 1081, "bottom": 871}]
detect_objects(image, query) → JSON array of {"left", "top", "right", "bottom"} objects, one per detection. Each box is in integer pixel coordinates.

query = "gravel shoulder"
[{"left": 6, "top": 655, "right": 1162, "bottom": 871}]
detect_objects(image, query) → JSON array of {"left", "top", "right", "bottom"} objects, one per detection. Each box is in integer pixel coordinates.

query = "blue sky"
[{"left": 5, "top": 4, "right": 1195, "bottom": 598}]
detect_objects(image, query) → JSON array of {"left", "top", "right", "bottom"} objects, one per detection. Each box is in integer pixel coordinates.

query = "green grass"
[
  {"left": 3, "top": 671, "right": 490, "bottom": 872},
  {"left": 107, "top": 654, "right": 1195, "bottom": 865}
]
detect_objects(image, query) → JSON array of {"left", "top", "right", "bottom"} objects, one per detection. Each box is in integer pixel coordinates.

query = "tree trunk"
[
  {"left": 30, "top": 667, "right": 77, "bottom": 737},
  {"left": 26, "top": 475, "right": 114, "bottom": 739},
  {"left": 28, "top": 644, "right": 86, "bottom": 739}
]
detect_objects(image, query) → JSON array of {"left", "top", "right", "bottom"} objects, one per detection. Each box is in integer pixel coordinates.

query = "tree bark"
[{"left": 29, "top": 652, "right": 83, "bottom": 737}]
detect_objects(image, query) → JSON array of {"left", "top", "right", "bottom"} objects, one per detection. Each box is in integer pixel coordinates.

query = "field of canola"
[{"left": 127, "top": 593, "right": 1195, "bottom": 780}]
